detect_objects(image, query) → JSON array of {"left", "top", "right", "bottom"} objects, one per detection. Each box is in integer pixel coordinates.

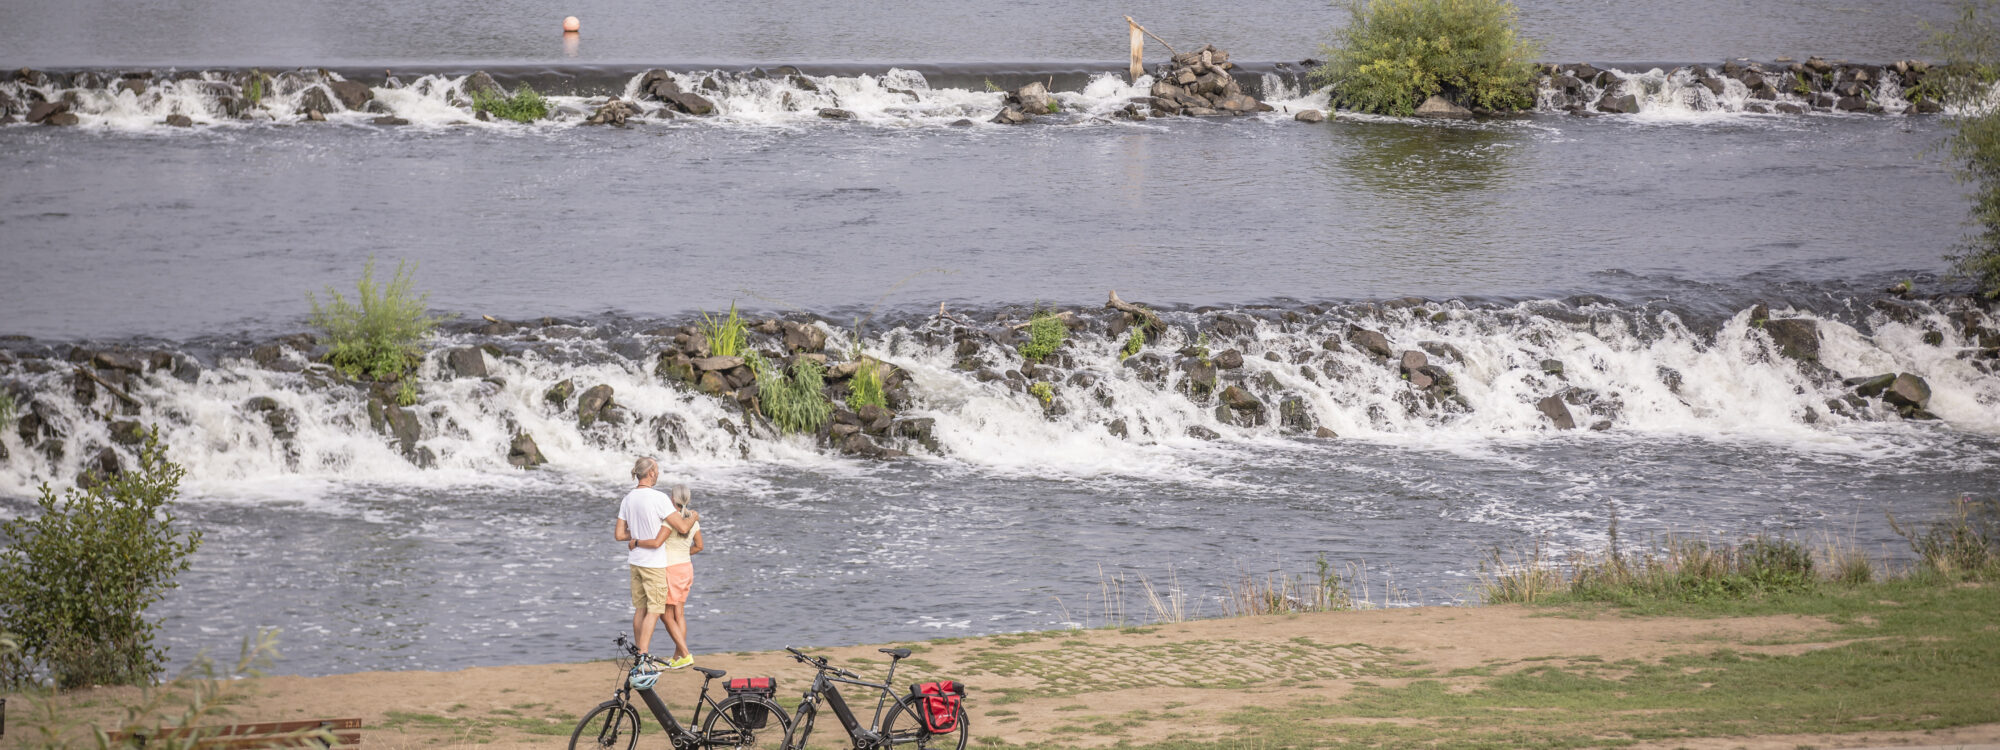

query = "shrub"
[
  {"left": 1932, "top": 1, "right": 2000, "bottom": 297},
  {"left": 1308, "top": 0, "right": 1542, "bottom": 116},
  {"left": 699, "top": 303, "right": 748, "bottom": 357},
  {"left": 846, "top": 358, "right": 888, "bottom": 411},
  {"left": 1121, "top": 328, "right": 1145, "bottom": 360},
  {"left": 1028, "top": 381, "right": 1055, "bottom": 405},
  {"left": 307, "top": 257, "right": 443, "bottom": 381},
  {"left": 0, "top": 430, "right": 202, "bottom": 689},
  {"left": 472, "top": 84, "right": 549, "bottom": 123},
  {"left": 749, "top": 352, "right": 832, "bottom": 434},
  {"left": 1019, "top": 311, "right": 1067, "bottom": 362}
]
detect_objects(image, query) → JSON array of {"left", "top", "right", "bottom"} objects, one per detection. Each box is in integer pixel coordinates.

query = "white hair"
[{"left": 631, "top": 457, "right": 659, "bottom": 482}]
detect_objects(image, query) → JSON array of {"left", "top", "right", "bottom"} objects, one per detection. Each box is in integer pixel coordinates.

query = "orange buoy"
[{"left": 563, "top": 16, "right": 581, "bottom": 32}]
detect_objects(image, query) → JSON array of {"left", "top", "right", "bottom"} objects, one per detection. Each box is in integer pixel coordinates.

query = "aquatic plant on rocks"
[
  {"left": 1309, "top": 0, "right": 1542, "bottom": 116},
  {"left": 471, "top": 84, "right": 549, "bottom": 123},
  {"left": 748, "top": 352, "right": 833, "bottom": 435},
  {"left": 846, "top": 358, "right": 888, "bottom": 411},
  {"left": 307, "top": 257, "right": 444, "bottom": 382},
  {"left": 699, "top": 302, "right": 748, "bottom": 357},
  {"left": 1019, "top": 310, "right": 1068, "bottom": 362}
]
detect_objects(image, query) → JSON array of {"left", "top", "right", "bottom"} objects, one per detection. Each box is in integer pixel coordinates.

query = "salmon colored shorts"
[{"left": 661, "top": 562, "right": 693, "bottom": 605}]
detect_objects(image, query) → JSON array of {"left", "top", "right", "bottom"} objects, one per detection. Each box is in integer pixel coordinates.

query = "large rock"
[
  {"left": 1012, "top": 81, "right": 1056, "bottom": 115},
  {"left": 1399, "top": 350, "right": 1428, "bottom": 376},
  {"left": 1219, "top": 385, "right": 1263, "bottom": 413},
  {"left": 508, "top": 432, "right": 547, "bottom": 468},
  {"left": 1295, "top": 109, "right": 1326, "bottom": 123},
  {"left": 664, "top": 91, "right": 716, "bottom": 116},
  {"left": 1882, "top": 373, "right": 1931, "bottom": 411},
  {"left": 245, "top": 396, "right": 298, "bottom": 440},
  {"left": 26, "top": 101, "right": 69, "bottom": 124},
  {"left": 368, "top": 397, "right": 423, "bottom": 459},
  {"left": 445, "top": 347, "right": 488, "bottom": 378},
  {"left": 1278, "top": 395, "right": 1315, "bottom": 434},
  {"left": 577, "top": 384, "right": 616, "bottom": 427},
  {"left": 586, "top": 99, "right": 639, "bottom": 126},
  {"left": 545, "top": 378, "right": 576, "bottom": 408},
  {"left": 1596, "top": 90, "right": 1640, "bottom": 114},
  {"left": 894, "top": 417, "right": 940, "bottom": 452},
  {"left": 693, "top": 355, "right": 745, "bottom": 372},
  {"left": 109, "top": 420, "right": 147, "bottom": 445},
  {"left": 1848, "top": 373, "right": 1896, "bottom": 398},
  {"left": 461, "top": 71, "right": 503, "bottom": 99},
  {"left": 329, "top": 80, "right": 373, "bottom": 110},
  {"left": 298, "top": 86, "right": 335, "bottom": 116},
  {"left": 1762, "top": 318, "right": 1820, "bottom": 361},
  {"left": 1213, "top": 349, "right": 1245, "bottom": 370},
  {"left": 991, "top": 107, "right": 1031, "bottom": 125},
  {"left": 781, "top": 322, "right": 827, "bottom": 352},
  {"left": 1348, "top": 328, "right": 1393, "bottom": 358},
  {"left": 1413, "top": 95, "right": 1473, "bottom": 119},
  {"left": 1536, "top": 395, "right": 1576, "bottom": 429}
]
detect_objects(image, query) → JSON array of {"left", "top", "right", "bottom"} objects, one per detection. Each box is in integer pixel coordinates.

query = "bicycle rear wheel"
[
  {"left": 881, "top": 696, "right": 968, "bottom": 750},
  {"left": 701, "top": 695, "right": 793, "bottom": 749},
  {"left": 569, "top": 700, "right": 641, "bottom": 750}
]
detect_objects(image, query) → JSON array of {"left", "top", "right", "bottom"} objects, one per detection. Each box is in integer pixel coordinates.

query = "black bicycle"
[
  {"left": 781, "top": 646, "right": 968, "bottom": 750},
  {"left": 570, "top": 635, "right": 794, "bottom": 750}
]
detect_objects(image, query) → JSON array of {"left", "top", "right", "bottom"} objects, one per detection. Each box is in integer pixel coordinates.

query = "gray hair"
[
  {"left": 670, "top": 484, "right": 691, "bottom": 508},
  {"left": 631, "top": 457, "right": 659, "bottom": 482}
]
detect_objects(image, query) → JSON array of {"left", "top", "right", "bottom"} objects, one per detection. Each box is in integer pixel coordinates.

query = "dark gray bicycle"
[
  {"left": 780, "top": 646, "right": 967, "bottom": 750},
  {"left": 570, "top": 635, "right": 793, "bottom": 750}
]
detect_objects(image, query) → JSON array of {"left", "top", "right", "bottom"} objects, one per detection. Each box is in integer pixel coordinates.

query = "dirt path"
[{"left": 12, "top": 605, "right": 1999, "bottom": 749}]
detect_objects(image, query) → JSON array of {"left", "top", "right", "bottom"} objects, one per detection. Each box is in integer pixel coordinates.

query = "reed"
[
  {"left": 749, "top": 352, "right": 832, "bottom": 435},
  {"left": 1222, "top": 555, "right": 1357, "bottom": 616},
  {"left": 699, "top": 302, "right": 747, "bottom": 357},
  {"left": 846, "top": 357, "right": 887, "bottom": 411}
]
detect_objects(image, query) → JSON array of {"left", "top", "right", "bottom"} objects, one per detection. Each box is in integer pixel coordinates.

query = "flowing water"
[{"left": 2, "top": 0, "right": 1997, "bottom": 678}]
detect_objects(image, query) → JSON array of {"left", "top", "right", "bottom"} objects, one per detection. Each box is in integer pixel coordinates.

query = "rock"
[
  {"left": 1835, "top": 96, "right": 1867, "bottom": 112},
  {"left": 26, "top": 101, "right": 69, "bottom": 124},
  {"left": 577, "top": 384, "right": 615, "bottom": 427},
  {"left": 991, "top": 107, "right": 1031, "bottom": 125},
  {"left": 858, "top": 404, "right": 895, "bottom": 434},
  {"left": 329, "top": 79, "right": 373, "bottom": 110},
  {"left": 1698, "top": 77, "right": 1726, "bottom": 96},
  {"left": 694, "top": 355, "right": 745, "bottom": 372},
  {"left": 1399, "top": 350, "right": 1428, "bottom": 376},
  {"left": 665, "top": 91, "right": 716, "bottom": 116},
  {"left": 461, "top": 71, "right": 503, "bottom": 99},
  {"left": 372, "top": 116, "right": 410, "bottom": 126},
  {"left": 1849, "top": 373, "right": 1896, "bottom": 397},
  {"left": 245, "top": 396, "right": 298, "bottom": 440},
  {"left": 1540, "top": 359, "right": 1565, "bottom": 376},
  {"left": 1294, "top": 109, "right": 1326, "bottom": 123},
  {"left": 298, "top": 86, "right": 335, "bottom": 115},
  {"left": 445, "top": 347, "right": 487, "bottom": 378},
  {"left": 1220, "top": 385, "right": 1263, "bottom": 413},
  {"left": 817, "top": 108, "right": 854, "bottom": 120},
  {"left": 1883, "top": 373, "right": 1931, "bottom": 411},
  {"left": 1762, "top": 318, "right": 1820, "bottom": 361},
  {"left": 545, "top": 378, "right": 576, "bottom": 408},
  {"left": 839, "top": 433, "right": 888, "bottom": 458},
  {"left": 508, "top": 432, "right": 547, "bottom": 468},
  {"left": 79, "top": 447, "right": 123, "bottom": 488},
  {"left": 781, "top": 322, "right": 827, "bottom": 352},
  {"left": 92, "top": 350, "right": 147, "bottom": 373},
  {"left": 1278, "top": 395, "right": 1315, "bottom": 434},
  {"left": 895, "top": 417, "right": 940, "bottom": 452},
  {"left": 1596, "top": 91, "right": 1639, "bottom": 114},
  {"left": 165, "top": 114, "right": 194, "bottom": 127},
  {"left": 1348, "top": 327, "right": 1393, "bottom": 358},
  {"left": 1106, "top": 418, "right": 1129, "bottom": 438},
  {"left": 586, "top": 99, "right": 639, "bottom": 126},
  {"left": 368, "top": 397, "right": 423, "bottom": 459},
  {"left": 1214, "top": 349, "right": 1245, "bottom": 370},
  {"left": 1314, "top": 426, "right": 1337, "bottom": 439},
  {"left": 1012, "top": 81, "right": 1056, "bottom": 114},
  {"left": 656, "top": 353, "right": 697, "bottom": 384},
  {"left": 1536, "top": 395, "right": 1576, "bottom": 429},
  {"left": 1186, "top": 425, "right": 1221, "bottom": 441},
  {"left": 109, "top": 420, "right": 147, "bottom": 445},
  {"left": 1413, "top": 95, "right": 1473, "bottom": 119}
]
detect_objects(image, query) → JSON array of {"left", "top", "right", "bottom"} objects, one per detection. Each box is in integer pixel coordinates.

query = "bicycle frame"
[{"left": 801, "top": 656, "right": 904, "bottom": 745}]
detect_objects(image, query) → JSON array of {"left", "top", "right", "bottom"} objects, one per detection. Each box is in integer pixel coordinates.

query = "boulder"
[
  {"left": 1012, "top": 82, "right": 1056, "bottom": 115},
  {"left": 1219, "top": 385, "right": 1263, "bottom": 413},
  {"left": 368, "top": 397, "right": 423, "bottom": 459},
  {"left": 1540, "top": 359, "right": 1565, "bottom": 376},
  {"left": 1762, "top": 318, "right": 1820, "bottom": 361},
  {"left": 298, "top": 86, "right": 335, "bottom": 115},
  {"left": 1399, "top": 350, "right": 1428, "bottom": 376},
  {"left": 656, "top": 353, "right": 696, "bottom": 384},
  {"left": 545, "top": 378, "right": 576, "bottom": 408},
  {"left": 165, "top": 114, "right": 194, "bottom": 127},
  {"left": 586, "top": 99, "right": 639, "bottom": 126},
  {"left": 577, "top": 384, "right": 616, "bottom": 427},
  {"left": 894, "top": 417, "right": 940, "bottom": 452},
  {"left": 92, "top": 350, "right": 147, "bottom": 373},
  {"left": 445, "top": 347, "right": 488, "bottom": 378},
  {"left": 1314, "top": 426, "right": 1338, "bottom": 438},
  {"left": 857, "top": 404, "right": 895, "bottom": 435},
  {"left": 1347, "top": 327, "right": 1393, "bottom": 358},
  {"left": 1278, "top": 395, "right": 1315, "bottom": 434},
  {"left": 329, "top": 79, "right": 373, "bottom": 110},
  {"left": 1294, "top": 109, "right": 1326, "bottom": 123},
  {"left": 1596, "top": 90, "right": 1639, "bottom": 114},
  {"left": 638, "top": 70, "right": 682, "bottom": 101},
  {"left": 372, "top": 116, "right": 410, "bottom": 126},
  {"left": 78, "top": 447, "right": 123, "bottom": 489},
  {"left": 26, "top": 101, "right": 68, "bottom": 124},
  {"left": 508, "top": 432, "right": 547, "bottom": 468},
  {"left": 665, "top": 92, "right": 716, "bottom": 115},
  {"left": 1848, "top": 373, "right": 1896, "bottom": 398},
  {"left": 1186, "top": 425, "right": 1221, "bottom": 441},
  {"left": 781, "top": 322, "right": 827, "bottom": 352},
  {"left": 1213, "top": 349, "right": 1245, "bottom": 370},
  {"left": 817, "top": 108, "right": 854, "bottom": 120},
  {"left": 1883, "top": 373, "right": 1931, "bottom": 412},
  {"left": 109, "top": 420, "right": 147, "bottom": 445},
  {"left": 694, "top": 355, "right": 745, "bottom": 372},
  {"left": 245, "top": 396, "right": 298, "bottom": 440},
  {"left": 1413, "top": 95, "right": 1474, "bottom": 119},
  {"left": 1536, "top": 395, "right": 1576, "bottom": 429},
  {"left": 461, "top": 71, "right": 503, "bottom": 98},
  {"left": 991, "top": 107, "right": 1031, "bottom": 125}
]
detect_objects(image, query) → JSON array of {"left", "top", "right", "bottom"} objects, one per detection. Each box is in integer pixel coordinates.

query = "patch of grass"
[
  {"left": 395, "top": 378, "right": 419, "bottom": 407},
  {"left": 699, "top": 302, "right": 748, "bottom": 357},
  {"left": 1019, "top": 310, "right": 1067, "bottom": 362},
  {"left": 846, "top": 357, "right": 887, "bottom": 410},
  {"left": 1481, "top": 533, "right": 1818, "bottom": 606},
  {"left": 1054, "top": 704, "right": 1090, "bottom": 712},
  {"left": 1890, "top": 495, "right": 2000, "bottom": 580},
  {"left": 1224, "top": 554, "right": 1356, "bottom": 615},
  {"left": 308, "top": 257, "right": 443, "bottom": 382},
  {"left": 472, "top": 84, "right": 549, "bottom": 123},
  {"left": 1308, "top": 0, "right": 1543, "bottom": 116},
  {"left": 748, "top": 352, "right": 832, "bottom": 435}
]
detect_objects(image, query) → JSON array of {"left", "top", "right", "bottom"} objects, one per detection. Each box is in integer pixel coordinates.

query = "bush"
[
  {"left": 1019, "top": 311, "right": 1067, "bottom": 362},
  {"left": 0, "top": 430, "right": 203, "bottom": 689},
  {"left": 307, "top": 257, "right": 443, "bottom": 381},
  {"left": 472, "top": 85, "right": 549, "bottom": 123},
  {"left": 1028, "top": 381, "right": 1055, "bottom": 406},
  {"left": 1891, "top": 495, "right": 2000, "bottom": 580},
  {"left": 846, "top": 358, "right": 888, "bottom": 411},
  {"left": 749, "top": 352, "right": 833, "bottom": 434},
  {"left": 1933, "top": 1, "right": 2000, "bottom": 297},
  {"left": 1308, "top": 0, "right": 1542, "bottom": 116},
  {"left": 699, "top": 303, "right": 748, "bottom": 357}
]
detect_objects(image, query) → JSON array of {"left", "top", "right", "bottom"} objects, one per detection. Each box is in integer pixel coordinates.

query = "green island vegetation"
[
  {"left": 1120, "top": 327, "right": 1145, "bottom": 360},
  {"left": 1935, "top": 1, "right": 2000, "bottom": 296},
  {"left": 1028, "top": 381, "right": 1055, "bottom": 406},
  {"left": 846, "top": 357, "right": 889, "bottom": 410},
  {"left": 748, "top": 351, "right": 833, "bottom": 434},
  {"left": 243, "top": 69, "right": 268, "bottom": 107},
  {"left": 471, "top": 85, "right": 550, "bottom": 123},
  {"left": 307, "top": 257, "right": 443, "bottom": 382},
  {"left": 1309, "top": 0, "right": 1542, "bottom": 116},
  {"left": 0, "top": 430, "right": 202, "bottom": 691},
  {"left": 1019, "top": 310, "right": 1069, "bottom": 362},
  {"left": 699, "top": 302, "right": 748, "bottom": 357}
]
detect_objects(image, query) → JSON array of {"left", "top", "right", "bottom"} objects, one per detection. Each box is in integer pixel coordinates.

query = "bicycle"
[
  {"left": 570, "top": 635, "right": 794, "bottom": 749},
  {"left": 781, "top": 646, "right": 967, "bottom": 750}
]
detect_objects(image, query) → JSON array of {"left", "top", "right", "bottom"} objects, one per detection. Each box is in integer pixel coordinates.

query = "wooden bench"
[{"left": 107, "top": 717, "right": 363, "bottom": 748}]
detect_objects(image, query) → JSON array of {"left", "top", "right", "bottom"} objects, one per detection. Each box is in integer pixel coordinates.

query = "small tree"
[
  {"left": 0, "top": 430, "right": 203, "bottom": 690},
  {"left": 307, "top": 257, "right": 444, "bottom": 380},
  {"left": 1934, "top": 0, "right": 2000, "bottom": 297},
  {"left": 1309, "top": 0, "right": 1542, "bottom": 116}
]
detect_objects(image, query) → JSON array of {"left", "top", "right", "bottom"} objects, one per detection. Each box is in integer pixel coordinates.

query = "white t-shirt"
[{"left": 617, "top": 486, "right": 676, "bottom": 568}]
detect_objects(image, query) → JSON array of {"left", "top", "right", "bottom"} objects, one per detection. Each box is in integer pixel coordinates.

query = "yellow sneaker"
[{"left": 666, "top": 654, "right": 694, "bottom": 670}]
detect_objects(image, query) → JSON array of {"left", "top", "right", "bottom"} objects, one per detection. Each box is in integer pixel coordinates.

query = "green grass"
[
  {"left": 699, "top": 302, "right": 748, "bottom": 357},
  {"left": 846, "top": 358, "right": 887, "bottom": 410},
  {"left": 471, "top": 84, "right": 549, "bottom": 123},
  {"left": 307, "top": 257, "right": 443, "bottom": 382},
  {"left": 1309, "top": 0, "right": 1542, "bottom": 116},
  {"left": 1934, "top": 1, "right": 2000, "bottom": 297},
  {"left": 1018, "top": 310, "right": 1067, "bottom": 362},
  {"left": 749, "top": 352, "right": 832, "bottom": 434},
  {"left": 244, "top": 70, "right": 267, "bottom": 107},
  {"left": 1120, "top": 327, "right": 1145, "bottom": 360}
]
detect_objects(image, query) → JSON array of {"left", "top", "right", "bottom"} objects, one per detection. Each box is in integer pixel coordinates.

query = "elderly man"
[{"left": 614, "top": 457, "right": 698, "bottom": 662}]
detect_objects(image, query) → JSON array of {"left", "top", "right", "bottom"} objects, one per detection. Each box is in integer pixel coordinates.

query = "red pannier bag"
[
  {"left": 910, "top": 680, "right": 966, "bottom": 733},
  {"left": 725, "top": 677, "right": 777, "bottom": 729}
]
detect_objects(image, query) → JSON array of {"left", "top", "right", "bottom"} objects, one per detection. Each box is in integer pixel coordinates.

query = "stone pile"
[
  {"left": 989, "top": 81, "right": 1060, "bottom": 124},
  {"left": 1541, "top": 57, "right": 1942, "bottom": 116},
  {"left": 1144, "top": 45, "right": 1273, "bottom": 117}
]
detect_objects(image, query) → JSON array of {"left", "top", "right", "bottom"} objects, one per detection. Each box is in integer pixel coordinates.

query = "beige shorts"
[{"left": 630, "top": 565, "right": 672, "bottom": 614}]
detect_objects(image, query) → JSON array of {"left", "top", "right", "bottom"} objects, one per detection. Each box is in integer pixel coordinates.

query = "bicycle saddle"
[
  {"left": 879, "top": 648, "right": 912, "bottom": 659},
  {"left": 694, "top": 666, "right": 727, "bottom": 678}
]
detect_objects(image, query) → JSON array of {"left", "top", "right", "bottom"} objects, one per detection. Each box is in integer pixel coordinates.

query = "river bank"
[{"left": 10, "top": 579, "right": 1997, "bottom": 748}]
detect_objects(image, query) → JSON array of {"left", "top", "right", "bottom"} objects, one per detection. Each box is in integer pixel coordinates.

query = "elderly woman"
[{"left": 624, "top": 482, "right": 703, "bottom": 669}]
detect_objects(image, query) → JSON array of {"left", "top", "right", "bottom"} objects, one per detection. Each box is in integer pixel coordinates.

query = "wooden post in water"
[{"left": 1128, "top": 17, "right": 1144, "bottom": 83}]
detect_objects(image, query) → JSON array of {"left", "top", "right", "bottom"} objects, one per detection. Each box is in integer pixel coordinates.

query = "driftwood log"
[
  {"left": 1106, "top": 290, "right": 1166, "bottom": 336},
  {"left": 74, "top": 366, "right": 142, "bottom": 407}
]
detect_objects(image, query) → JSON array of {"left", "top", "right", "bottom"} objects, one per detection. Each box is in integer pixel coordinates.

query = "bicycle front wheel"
[
  {"left": 701, "top": 695, "right": 793, "bottom": 749},
  {"left": 569, "top": 700, "right": 641, "bottom": 750},
  {"left": 881, "top": 696, "right": 968, "bottom": 750}
]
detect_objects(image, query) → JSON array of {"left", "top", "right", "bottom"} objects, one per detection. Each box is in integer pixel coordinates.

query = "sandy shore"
[{"left": 11, "top": 604, "right": 1999, "bottom": 749}]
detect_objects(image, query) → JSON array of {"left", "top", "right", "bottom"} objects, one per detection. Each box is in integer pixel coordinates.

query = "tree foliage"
[
  {"left": 0, "top": 430, "right": 203, "bottom": 690},
  {"left": 1308, "top": 0, "right": 1542, "bottom": 116},
  {"left": 1935, "top": 0, "right": 2000, "bottom": 297}
]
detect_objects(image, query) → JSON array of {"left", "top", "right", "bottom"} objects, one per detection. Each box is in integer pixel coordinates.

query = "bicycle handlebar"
[{"left": 784, "top": 646, "right": 858, "bottom": 678}]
